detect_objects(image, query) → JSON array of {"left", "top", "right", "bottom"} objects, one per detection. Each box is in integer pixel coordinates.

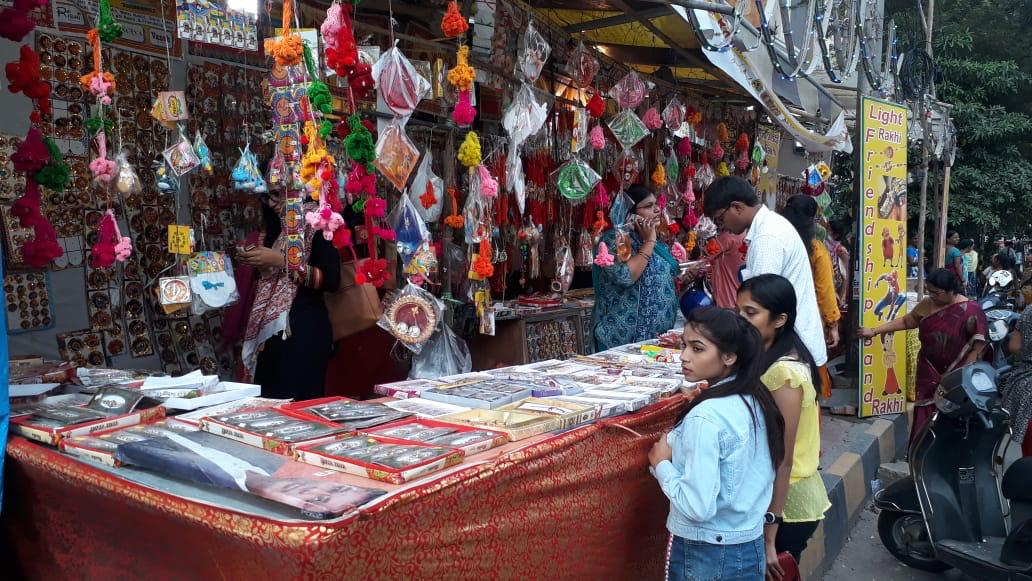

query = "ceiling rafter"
[{"left": 562, "top": 6, "right": 672, "bottom": 33}]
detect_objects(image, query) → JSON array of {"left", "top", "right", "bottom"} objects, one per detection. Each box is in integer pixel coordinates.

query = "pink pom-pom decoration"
[
  {"left": 320, "top": 3, "right": 343, "bottom": 52},
  {"left": 642, "top": 107, "right": 662, "bottom": 131},
  {"left": 478, "top": 164, "right": 498, "bottom": 198},
  {"left": 677, "top": 138, "right": 693, "bottom": 158},
  {"left": 594, "top": 241, "right": 615, "bottom": 267},
  {"left": 365, "top": 195, "right": 387, "bottom": 218},
  {"left": 682, "top": 207, "right": 699, "bottom": 229},
  {"left": 89, "top": 132, "right": 118, "bottom": 183},
  {"left": 345, "top": 164, "right": 377, "bottom": 196},
  {"left": 11, "top": 179, "right": 63, "bottom": 267},
  {"left": 591, "top": 182, "right": 609, "bottom": 206},
  {"left": 711, "top": 142, "right": 724, "bottom": 160},
  {"left": 305, "top": 202, "right": 345, "bottom": 240},
  {"left": 453, "top": 90, "right": 476, "bottom": 126},
  {"left": 88, "top": 74, "right": 115, "bottom": 105},
  {"left": 11, "top": 128, "right": 49, "bottom": 173},
  {"left": 671, "top": 242, "right": 687, "bottom": 262},
  {"left": 589, "top": 125, "right": 605, "bottom": 150}
]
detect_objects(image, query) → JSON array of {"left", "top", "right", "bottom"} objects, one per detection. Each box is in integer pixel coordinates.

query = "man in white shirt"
[{"left": 702, "top": 177, "right": 828, "bottom": 366}]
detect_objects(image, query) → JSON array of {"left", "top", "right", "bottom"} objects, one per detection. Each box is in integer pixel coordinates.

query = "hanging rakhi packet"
[
  {"left": 608, "top": 109, "right": 649, "bottom": 151},
  {"left": 565, "top": 41, "right": 599, "bottom": 88},
  {"left": 409, "top": 151, "right": 444, "bottom": 223},
  {"left": 502, "top": 83, "right": 548, "bottom": 147},
  {"left": 507, "top": 153, "right": 527, "bottom": 214},
  {"left": 373, "top": 45, "right": 431, "bottom": 117},
  {"left": 663, "top": 98, "right": 685, "bottom": 130},
  {"left": 388, "top": 194, "right": 431, "bottom": 269},
  {"left": 515, "top": 21, "right": 551, "bottom": 83},
  {"left": 554, "top": 158, "right": 600, "bottom": 203},
  {"left": 609, "top": 70, "right": 649, "bottom": 110},
  {"left": 188, "top": 251, "right": 239, "bottom": 314},
  {"left": 374, "top": 118, "right": 420, "bottom": 191},
  {"left": 613, "top": 149, "right": 643, "bottom": 187}
]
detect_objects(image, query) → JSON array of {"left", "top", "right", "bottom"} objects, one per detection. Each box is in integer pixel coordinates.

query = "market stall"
[{"left": 3, "top": 340, "right": 690, "bottom": 579}]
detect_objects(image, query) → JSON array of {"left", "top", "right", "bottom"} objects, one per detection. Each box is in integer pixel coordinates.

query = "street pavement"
[{"left": 822, "top": 505, "right": 972, "bottom": 580}]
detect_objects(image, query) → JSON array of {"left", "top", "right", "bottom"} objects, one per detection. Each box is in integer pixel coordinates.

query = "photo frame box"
[
  {"left": 497, "top": 398, "right": 600, "bottom": 431},
  {"left": 199, "top": 407, "right": 352, "bottom": 457},
  {"left": 420, "top": 386, "right": 514, "bottom": 410},
  {"left": 9, "top": 406, "right": 166, "bottom": 446},
  {"left": 439, "top": 409, "right": 560, "bottom": 442},
  {"left": 296, "top": 434, "right": 464, "bottom": 485},
  {"left": 363, "top": 418, "right": 508, "bottom": 456},
  {"left": 383, "top": 398, "right": 471, "bottom": 419},
  {"left": 60, "top": 420, "right": 197, "bottom": 467},
  {"left": 372, "top": 379, "right": 444, "bottom": 400},
  {"left": 166, "top": 397, "right": 290, "bottom": 429},
  {"left": 281, "top": 397, "right": 411, "bottom": 430},
  {"left": 579, "top": 389, "right": 652, "bottom": 412}
]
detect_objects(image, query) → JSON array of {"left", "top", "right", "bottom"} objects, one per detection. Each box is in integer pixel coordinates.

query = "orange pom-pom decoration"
[
  {"left": 472, "top": 240, "right": 495, "bottom": 279},
  {"left": 441, "top": 1, "right": 469, "bottom": 38},
  {"left": 264, "top": 0, "right": 303, "bottom": 67},
  {"left": 444, "top": 186, "right": 465, "bottom": 228},
  {"left": 717, "top": 122, "right": 729, "bottom": 143},
  {"left": 448, "top": 45, "right": 476, "bottom": 91}
]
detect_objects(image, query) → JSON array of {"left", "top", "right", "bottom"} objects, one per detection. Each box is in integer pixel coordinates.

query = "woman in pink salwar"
[{"left": 860, "top": 268, "right": 987, "bottom": 443}]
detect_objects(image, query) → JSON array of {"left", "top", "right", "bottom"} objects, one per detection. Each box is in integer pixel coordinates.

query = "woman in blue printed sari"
[{"left": 593, "top": 184, "right": 680, "bottom": 351}]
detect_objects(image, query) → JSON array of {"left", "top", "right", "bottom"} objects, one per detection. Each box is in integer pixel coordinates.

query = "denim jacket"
[{"left": 653, "top": 394, "right": 775, "bottom": 544}]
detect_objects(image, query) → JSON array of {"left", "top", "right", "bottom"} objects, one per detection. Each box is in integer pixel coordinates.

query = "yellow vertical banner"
[{"left": 859, "top": 97, "right": 908, "bottom": 417}]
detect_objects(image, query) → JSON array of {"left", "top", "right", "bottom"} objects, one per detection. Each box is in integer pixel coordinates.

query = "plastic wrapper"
[
  {"left": 565, "top": 42, "right": 600, "bottom": 88},
  {"left": 409, "top": 324, "right": 472, "bottom": 380},
  {"left": 608, "top": 70, "right": 649, "bottom": 110},
  {"left": 194, "top": 130, "right": 213, "bottom": 174},
  {"left": 409, "top": 151, "right": 444, "bottom": 223},
  {"left": 552, "top": 244, "right": 575, "bottom": 293},
  {"left": 515, "top": 21, "right": 551, "bottom": 83},
  {"left": 694, "top": 162, "right": 715, "bottom": 192},
  {"left": 607, "top": 109, "right": 649, "bottom": 151},
  {"left": 609, "top": 190, "right": 634, "bottom": 227},
  {"left": 378, "top": 283, "right": 443, "bottom": 354},
  {"left": 188, "top": 251, "right": 239, "bottom": 315},
  {"left": 576, "top": 229, "right": 593, "bottom": 267},
  {"left": 612, "top": 149, "right": 643, "bottom": 187},
  {"left": 462, "top": 181, "right": 485, "bottom": 244},
  {"left": 374, "top": 118, "right": 420, "bottom": 191},
  {"left": 507, "top": 153, "right": 527, "bottom": 214},
  {"left": 402, "top": 241, "right": 438, "bottom": 283},
  {"left": 230, "top": 144, "right": 265, "bottom": 192},
  {"left": 663, "top": 98, "right": 685, "bottom": 130},
  {"left": 553, "top": 158, "right": 600, "bottom": 202},
  {"left": 503, "top": 84, "right": 548, "bottom": 147},
  {"left": 114, "top": 152, "right": 141, "bottom": 196},
  {"left": 695, "top": 216, "right": 717, "bottom": 241},
  {"left": 571, "top": 107, "right": 588, "bottom": 154},
  {"left": 389, "top": 194, "right": 431, "bottom": 269},
  {"left": 372, "top": 45, "right": 431, "bottom": 117}
]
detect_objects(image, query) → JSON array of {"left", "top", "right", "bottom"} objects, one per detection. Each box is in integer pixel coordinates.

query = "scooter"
[
  {"left": 874, "top": 362, "right": 1032, "bottom": 579},
  {"left": 979, "top": 292, "right": 1020, "bottom": 370}
]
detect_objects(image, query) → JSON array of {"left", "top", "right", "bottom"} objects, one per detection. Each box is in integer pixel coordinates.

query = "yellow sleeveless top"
[{"left": 761, "top": 358, "right": 831, "bottom": 522}]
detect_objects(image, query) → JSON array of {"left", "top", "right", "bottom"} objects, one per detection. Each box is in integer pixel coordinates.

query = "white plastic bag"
[
  {"left": 408, "top": 151, "right": 444, "bottom": 223},
  {"left": 408, "top": 324, "right": 472, "bottom": 379}
]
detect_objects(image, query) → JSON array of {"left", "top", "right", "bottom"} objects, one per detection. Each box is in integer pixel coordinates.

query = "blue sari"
[
  {"left": 592, "top": 230, "right": 679, "bottom": 351},
  {"left": 0, "top": 256, "right": 8, "bottom": 509}
]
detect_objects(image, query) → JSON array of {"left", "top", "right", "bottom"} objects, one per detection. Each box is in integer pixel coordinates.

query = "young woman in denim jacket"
[{"left": 649, "top": 308, "right": 786, "bottom": 580}]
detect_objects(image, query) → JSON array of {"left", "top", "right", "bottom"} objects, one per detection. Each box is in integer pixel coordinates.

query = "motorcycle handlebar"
[{"left": 976, "top": 410, "right": 994, "bottom": 431}]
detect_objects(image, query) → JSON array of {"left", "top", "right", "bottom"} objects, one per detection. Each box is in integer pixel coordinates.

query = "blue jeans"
[{"left": 668, "top": 535, "right": 765, "bottom": 581}]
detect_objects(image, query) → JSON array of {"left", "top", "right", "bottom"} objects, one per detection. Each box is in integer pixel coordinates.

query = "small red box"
[
  {"left": 199, "top": 406, "right": 352, "bottom": 457},
  {"left": 296, "top": 433, "right": 464, "bottom": 485},
  {"left": 362, "top": 418, "right": 508, "bottom": 456}
]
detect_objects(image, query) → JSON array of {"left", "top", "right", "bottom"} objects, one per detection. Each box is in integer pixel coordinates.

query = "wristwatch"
[{"left": 763, "top": 512, "right": 784, "bottom": 526}]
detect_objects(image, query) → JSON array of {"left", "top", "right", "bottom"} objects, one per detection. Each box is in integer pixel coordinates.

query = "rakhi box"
[
  {"left": 581, "top": 389, "right": 653, "bottom": 412},
  {"left": 199, "top": 407, "right": 351, "bottom": 457},
  {"left": 60, "top": 420, "right": 197, "bottom": 467},
  {"left": 498, "top": 397, "right": 600, "bottom": 431},
  {"left": 364, "top": 418, "right": 508, "bottom": 456},
  {"left": 440, "top": 409, "right": 560, "bottom": 441},
  {"left": 282, "top": 397, "right": 411, "bottom": 430},
  {"left": 372, "top": 378, "right": 443, "bottom": 399},
  {"left": 296, "top": 434, "right": 464, "bottom": 485},
  {"left": 9, "top": 405, "right": 166, "bottom": 446},
  {"left": 421, "top": 384, "right": 516, "bottom": 410},
  {"left": 165, "top": 397, "right": 289, "bottom": 429}
]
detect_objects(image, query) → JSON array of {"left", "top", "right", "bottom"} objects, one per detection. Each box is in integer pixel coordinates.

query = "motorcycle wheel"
[{"left": 877, "top": 510, "right": 952, "bottom": 572}]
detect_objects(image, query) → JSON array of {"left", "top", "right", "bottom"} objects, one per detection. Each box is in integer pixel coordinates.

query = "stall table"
[{"left": 2, "top": 395, "right": 684, "bottom": 579}]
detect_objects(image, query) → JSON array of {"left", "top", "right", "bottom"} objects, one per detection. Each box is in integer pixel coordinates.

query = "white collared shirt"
[{"left": 742, "top": 205, "right": 828, "bottom": 366}]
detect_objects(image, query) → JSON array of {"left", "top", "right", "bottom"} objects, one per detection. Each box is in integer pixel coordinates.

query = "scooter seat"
[{"left": 1003, "top": 457, "right": 1032, "bottom": 502}]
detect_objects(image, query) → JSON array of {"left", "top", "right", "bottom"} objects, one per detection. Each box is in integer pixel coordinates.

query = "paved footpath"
[{"left": 822, "top": 504, "right": 971, "bottom": 581}]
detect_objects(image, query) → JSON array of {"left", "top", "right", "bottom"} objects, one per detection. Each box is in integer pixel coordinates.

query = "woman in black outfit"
[{"left": 237, "top": 190, "right": 340, "bottom": 401}]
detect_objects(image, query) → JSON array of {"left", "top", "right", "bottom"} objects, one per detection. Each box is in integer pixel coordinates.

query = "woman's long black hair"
[
  {"left": 738, "top": 274, "right": 824, "bottom": 397},
  {"left": 676, "top": 307, "right": 786, "bottom": 469},
  {"left": 780, "top": 194, "right": 818, "bottom": 257}
]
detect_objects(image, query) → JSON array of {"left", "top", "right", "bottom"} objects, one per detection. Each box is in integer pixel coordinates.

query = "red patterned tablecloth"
[{"left": 2, "top": 396, "right": 685, "bottom": 580}]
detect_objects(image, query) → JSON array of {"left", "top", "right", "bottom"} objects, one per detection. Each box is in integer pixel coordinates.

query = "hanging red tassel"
[{"left": 586, "top": 92, "right": 605, "bottom": 118}]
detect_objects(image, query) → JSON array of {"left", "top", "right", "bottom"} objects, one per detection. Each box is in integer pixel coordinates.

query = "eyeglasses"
[{"left": 712, "top": 207, "right": 730, "bottom": 228}]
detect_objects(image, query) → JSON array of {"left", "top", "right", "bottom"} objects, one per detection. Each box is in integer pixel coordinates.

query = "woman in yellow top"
[
  {"left": 738, "top": 274, "right": 831, "bottom": 575},
  {"left": 782, "top": 194, "right": 840, "bottom": 398}
]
